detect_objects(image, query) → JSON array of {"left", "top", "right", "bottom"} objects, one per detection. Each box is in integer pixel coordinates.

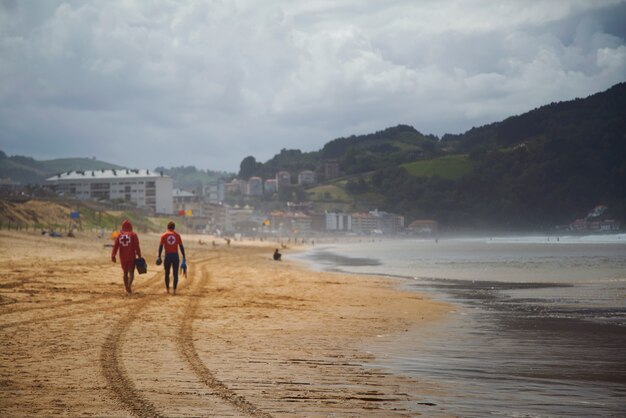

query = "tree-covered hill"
[
  {"left": 238, "top": 124, "right": 442, "bottom": 181},
  {"left": 441, "top": 82, "right": 626, "bottom": 155},
  {"left": 4, "top": 80, "right": 624, "bottom": 230},
  {"left": 243, "top": 82, "right": 626, "bottom": 230},
  {"left": 320, "top": 124, "right": 439, "bottom": 174},
  {"left": 0, "top": 152, "right": 124, "bottom": 184},
  {"left": 371, "top": 82, "right": 626, "bottom": 228}
]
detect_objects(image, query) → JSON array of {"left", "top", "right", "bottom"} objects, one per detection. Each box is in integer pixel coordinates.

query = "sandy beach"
[{"left": 0, "top": 230, "right": 449, "bottom": 417}]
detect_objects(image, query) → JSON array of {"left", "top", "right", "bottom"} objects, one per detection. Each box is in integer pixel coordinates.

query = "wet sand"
[
  {"left": 305, "top": 239, "right": 626, "bottom": 416},
  {"left": 0, "top": 231, "right": 449, "bottom": 417}
]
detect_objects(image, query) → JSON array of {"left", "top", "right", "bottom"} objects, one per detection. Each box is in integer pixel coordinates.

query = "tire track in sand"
[
  {"left": 177, "top": 257, "right": 273, "bottom": 418},
  {"left": 99, "top": 256, "right": 218, "bottom": 418},
  {"left": 0, "top": 271, "right": 165, "bottom": 330},
  {"left": 99, "top": 270, "right": 166, "bottom": 418}
]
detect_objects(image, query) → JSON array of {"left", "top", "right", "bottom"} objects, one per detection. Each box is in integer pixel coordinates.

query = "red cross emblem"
[
  {"left": 119, "top": 234, "right": 131, "bottom": 246},
  {"left": 167, "top": 235, "right": 177, "bottom": 246}
]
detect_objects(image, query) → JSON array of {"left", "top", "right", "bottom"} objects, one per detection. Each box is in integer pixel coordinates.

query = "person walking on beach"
[
  {"left": 157, "top": 221, "right": 186, "bottom": 295},
  {"left": 111, "top": 219, "right": 142, "bottom": 296}
]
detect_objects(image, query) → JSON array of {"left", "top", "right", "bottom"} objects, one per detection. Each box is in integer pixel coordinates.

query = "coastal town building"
[
  {"left": 569, "top": 218, "right": 620, "bottom": 232},
  {"left": 276, "top": 171, "right": 291, "bottom": 189},
  {"left": 298, "top": 170, "right": 317, "bottom": 186},
  {"left": 351, "top": 210, "right": 404, "bottom": 234},
  {"left": 351, "top": 212, "right": 380, "bottom": 234},
  {"left": 224, "top": 178, "right": 247, "bottom": 195},
  {"left": 224, "top": 179, "right": 240, "bottom": 195},
  {"left": 374, "top": 210, "right": 405, "bottom": 234},
  {"left": 46, "top": 169, "right": 173, "bottom": 214},
  {"left": 247, "top": 177, "right": 263, "bottom": 196},
  {"left": 264, "top": 178, "right": 278, "bottom": 194},
  {"left": 407, "top": 219, "right": 439, "bottom": 235},
  {"left": 310, "top": 213, "right": 326, "bottom": 232},
  {"left": 325, "top": 212, "right": 352, "bottom": 232},
  {"left": 567, "top": 205, "right": 620, "bottom": 232},
  {"left": 203, "top": 179, "right": 224, "bottom": 204},
  {"left": 173, "top": 189, "right": 203, "bottom": 216},
  {"left": 224, "top": 205, "right": 255, "bottom": 233},
  {"left": 268, "top": 211, "right": 312, "bottom": 236},
  {"left": 203, "top": 203, "right": 227, "bottom": 230}
]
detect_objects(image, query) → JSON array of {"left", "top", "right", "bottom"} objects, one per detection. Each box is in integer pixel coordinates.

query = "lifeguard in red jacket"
[
  {"left": 111, "top": 219, "right": 142, "bottom": 295},
  {"left": 157, "top": 221, "right": 186, "bottom": 295}
]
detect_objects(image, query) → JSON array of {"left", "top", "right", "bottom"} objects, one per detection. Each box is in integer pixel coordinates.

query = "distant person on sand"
[
  {"left": 273, "top": 248, "right": 282, "bottom": 261},
  {"left": 157, "top": 221, "right": 186, "bottom": 295},
  {"left": 111, "top": 219, "right": 142, "bottom": 296}
]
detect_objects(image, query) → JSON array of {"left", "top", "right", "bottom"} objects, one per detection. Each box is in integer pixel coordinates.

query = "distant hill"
[
  {"left": 0, "top": 150, "right": 232, "bottom": 194},
  {"left": 441, "top": 82, "right": 626, "bottom": 154},
  {"left": 4, "top": 81, "right": 625, "bottom": 230},
  {"left": 238, "top": 124, "right": 441, "bottom": 181},
  {"left": 371, "top": 82, "right": 626, "bottom": 228},
  {"left": 0, "top": 152, "right": 124, "bottom": 185},
  {"left": 240, "top": 82, "right": 626, "bottom": 229}
]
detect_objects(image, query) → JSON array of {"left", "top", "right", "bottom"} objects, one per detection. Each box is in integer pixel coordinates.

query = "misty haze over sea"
[{"left": 300, "top": 234, "right": 626, "bottom": 416}]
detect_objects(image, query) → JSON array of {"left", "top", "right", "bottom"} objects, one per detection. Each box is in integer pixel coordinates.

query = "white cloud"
[
  {"left": 0, "top": 0, "right": 625, "bottom": 171},
  {"left": 597, "top": 45, "right": 626, "bottom": 71}
]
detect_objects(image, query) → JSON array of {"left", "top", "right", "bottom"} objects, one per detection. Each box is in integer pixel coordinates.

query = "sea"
[{"left": 298, "top": 234, "right": 626, "bottom": 417}]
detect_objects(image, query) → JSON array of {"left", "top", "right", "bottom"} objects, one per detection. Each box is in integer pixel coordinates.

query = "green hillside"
[
  {"left": 238, "top": 125, "right": 442, "bottom": 181},
  {"left": 307, "top": 182, "right": 351, "bottom": 203},
  {"left": 401, "top": 155, "right": 473, "bottom": 180},
  {"left": 237, "top": 82, "right": 625, "bottom": 229},
  {"left": 373, "top": 82, "right": 626, "bottom": 228}
]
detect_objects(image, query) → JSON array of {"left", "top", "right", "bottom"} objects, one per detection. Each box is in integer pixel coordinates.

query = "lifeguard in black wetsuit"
[{"left": 157, "top": 221, "right": 186, "bottom": 295}]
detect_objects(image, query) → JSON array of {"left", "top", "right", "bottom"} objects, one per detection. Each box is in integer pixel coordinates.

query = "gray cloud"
[{"left": 1, "top": 0, "right": 625, "bottom": 171}]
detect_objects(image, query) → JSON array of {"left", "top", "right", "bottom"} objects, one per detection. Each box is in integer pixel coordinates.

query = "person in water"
[
  {"left": 111, "top": 220, "right": 142, "bottom": 295},
  {"left": 157, "top": 221, "right": 186, "bottom": 295}
]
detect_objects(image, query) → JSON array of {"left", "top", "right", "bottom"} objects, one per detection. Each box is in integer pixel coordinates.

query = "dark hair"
[{"left": 167, "top": 221, "right": 175, "bottom": 230}]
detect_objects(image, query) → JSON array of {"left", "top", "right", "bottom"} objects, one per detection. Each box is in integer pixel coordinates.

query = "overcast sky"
[{"left": 1, "top": 0, "right": 625, "bottom": 172}]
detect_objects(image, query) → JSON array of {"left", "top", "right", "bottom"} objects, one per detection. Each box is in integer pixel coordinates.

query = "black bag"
[{"left": 135, "top": 257, "right": 147, "bottom": 274}]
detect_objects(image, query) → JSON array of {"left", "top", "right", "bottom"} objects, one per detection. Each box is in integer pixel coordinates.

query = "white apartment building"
[
  {"left": 325, "top": 212, "right": 352, "bottom": 231},
  {"left": 46, "top": 169, "right": 173, "bottom": 214}
]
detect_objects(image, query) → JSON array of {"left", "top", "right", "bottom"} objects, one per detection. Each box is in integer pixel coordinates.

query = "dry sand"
[{"left": 0, "top": 230, "right": 450, "bottom": 417}]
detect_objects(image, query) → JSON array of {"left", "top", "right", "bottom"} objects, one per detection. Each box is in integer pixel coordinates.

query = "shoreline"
[
  {"left": 298, "top": 238, "right": 626, "bottom": 416},
  {"left": 0, "top": 230, "right": 451, "bottom": 417}
]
